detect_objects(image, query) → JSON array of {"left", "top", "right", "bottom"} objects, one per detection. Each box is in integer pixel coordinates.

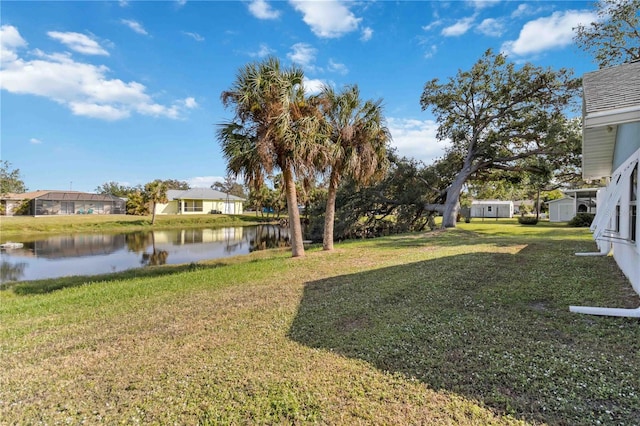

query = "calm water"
[{"left": 0, "top": 225, "right": 290, "bottom": 283}]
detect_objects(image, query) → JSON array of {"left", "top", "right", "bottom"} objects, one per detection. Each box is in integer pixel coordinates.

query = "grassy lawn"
[
  {"left": 1, "top": 221, "right": 638, "bottom": 424},
  {"left": 0, "top": 213, "right": 274, "bottom": 238}
]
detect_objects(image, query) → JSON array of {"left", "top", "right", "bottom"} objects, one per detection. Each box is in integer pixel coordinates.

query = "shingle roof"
[
  {"left": 582, "top": 61, "right": 640, "bottom": 180},
  {"left": 583, "top": 60, "right": 640, "bottom": 116},
  {"left": 167, "top": 188, "right": 245, "bottom": 201}
]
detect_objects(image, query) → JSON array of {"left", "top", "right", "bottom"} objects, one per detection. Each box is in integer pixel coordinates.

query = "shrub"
[
  {"left": 568, "top": 212, "right": 595, "bottom": 227},
  {"left": 518, "top": 216, "right": 538, "bottom": 225}
]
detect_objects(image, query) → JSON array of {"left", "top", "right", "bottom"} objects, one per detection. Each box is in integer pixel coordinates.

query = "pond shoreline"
[
  {"left": 1, "top": 224, "right": 294, "bottom": 284},
  {"left": 0, "top": 213, "right": 280, "bottom": 240}
]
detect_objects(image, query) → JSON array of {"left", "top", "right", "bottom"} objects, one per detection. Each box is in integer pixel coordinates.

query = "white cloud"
[
  {"left": 187, "top": 176, "right": 225, "bottom": 188},
  {"left": 183, "top": 97, "right": 198, "bottom": 109},
  {"left": 287, "top": 43, "right": 317, "bottom": 70},
  {"left": 510, "top": 3, "right": 547, "bottom": 18},
  {"left": 250, "top": 43, "right": 274, "bottom": 58},
  {"left": 248, "top": 0, "right": 280, "bottom": 20},
  {"left": 69, "top": 102, "right": 131, "bottom": 120},
  {"left": 501, "top": 10, "right": 596, "bottom": 57},
  {"left": 182, "top": 31, "right": 204, "bottom": 42},
  {"left": 176, "top": 0, "right": 187, "bottom": 7},
  {"left": 476, "top": 18, "right": 504, "bottom": 37},
  {"left": 47, "top": 31, "right": 109, "bottom": 56},
  {"left": 0, "top": 25, "right": 27, "bottom": 63},
  {"left": 303, "top": 78, "right": 325, "bottom": 95},
  {"left": 511, "top": 4, "right": 529, "bottom": 18},
  {"left": 467, "top": 0, "right": 500, "bottom": 10},
  {"left": 360, "top": 27, "right": 373, "bottom": 41},
  {"left": 119, "top": 0, "right": 129, "bottom": 7},
  {"left": 423, "top": 44, "right": 438, "bottom": 59},
  {"left": 441, "top": 16, "right": 475, "bottom": 37},
  {"left": 30, "top": 138, "right": 42, "bottom": 144},
  {"left": 289, "top": 0, "right": 361, "bottom": 38},
  {"left": 327, "top": 59, "right": 348, "bottom": 75},
  {"left": 0, "top": 25, "right": 195, "bottom": 121},
  {"left": 387, "top": 117, "right": 447, "bottom": 164},
  {"left": 120, "top": 19, "right": 148, "bottom": 35},
  {"left": 422, "top": 20, "right": 443, "bottom": 32}
]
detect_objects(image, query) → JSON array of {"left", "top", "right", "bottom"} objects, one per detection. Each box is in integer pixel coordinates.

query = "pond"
[{"left": 0, "top": 225, "right": 290, "bottom": 284}]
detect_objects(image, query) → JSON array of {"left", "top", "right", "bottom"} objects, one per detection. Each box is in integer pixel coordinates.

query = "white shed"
[
  {"left": 547, "top": 198, "right": 577, "bottom": 222},
  {"left": 547, "top": 188, "right": 599, "bottom": 222},
  {"left": 469, "top": 200, "right": 513, "bottom": 218}
]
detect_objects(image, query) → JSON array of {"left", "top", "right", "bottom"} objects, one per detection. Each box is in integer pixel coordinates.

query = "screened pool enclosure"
[{"left": 29, "top": 191, "right": 125, "bottom": 216}]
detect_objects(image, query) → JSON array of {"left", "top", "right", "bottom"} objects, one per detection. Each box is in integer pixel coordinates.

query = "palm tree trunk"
[
  {"left": 283, "top": 167, "right": 305, "bottom": 257},
  {"left": 323, "top": 170, "right": 339, "bottom": 251},
  {"left": 151, "top": 202, "right": 157, "bottom": 225}
]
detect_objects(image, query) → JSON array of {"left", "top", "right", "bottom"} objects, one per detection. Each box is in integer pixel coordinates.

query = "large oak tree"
[{"left": 420, "top": 50, "right": 581, "bottom": 228}]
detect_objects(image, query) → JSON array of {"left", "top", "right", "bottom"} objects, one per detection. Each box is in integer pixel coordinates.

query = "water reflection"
[{"left": 0, "top": 225, "right": 290, "bottom": 283}]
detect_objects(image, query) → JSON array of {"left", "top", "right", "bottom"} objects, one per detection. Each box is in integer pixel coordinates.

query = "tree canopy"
[
  {"left": 1, "top": 161, "right": 27, "bottom": 195},
  {"left": 95, "top": 181, "right": 133, "bottom": 197},
  {"left": 574, "top": 0, "right": 640, "bottom": 68},
  {"left": 420, "top": 49, "right": 581, "bottom": 228},
  {"left": 211, "top": 175, "right": 246, "bottom": 198}
]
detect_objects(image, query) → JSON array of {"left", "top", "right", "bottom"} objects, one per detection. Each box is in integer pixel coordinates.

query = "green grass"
[
  {"left": 1, "top": 221, "right": 638, "bottom": 424},
  {"left": 0, "top": 213, "right": 274, "bottom": 239}
]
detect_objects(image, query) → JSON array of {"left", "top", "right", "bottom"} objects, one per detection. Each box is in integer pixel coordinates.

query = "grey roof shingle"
[
  {"left": 583, "top": 61, "right": 640, "bottom": 114},
  {"left": 167, "top": 188, "right": 245, "bottom": 201}
]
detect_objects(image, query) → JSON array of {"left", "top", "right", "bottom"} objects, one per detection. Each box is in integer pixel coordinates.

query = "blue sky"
[{"left": 1, "top": 0, "right": 598, "bottom": 193}]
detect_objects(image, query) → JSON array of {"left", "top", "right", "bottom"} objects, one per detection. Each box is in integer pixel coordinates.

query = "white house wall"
[
  {"left": 610, "top": 142, "right": 640, "bottom": 295},
  {"left": 156, "top": 201, "right": 179, "bottom": 215}
]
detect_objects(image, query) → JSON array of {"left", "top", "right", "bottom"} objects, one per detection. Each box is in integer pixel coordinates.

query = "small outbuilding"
[
  {"left": 547, "top": 188, "right": 599, "bottom": 222},
  {"left": 469, "top": 200, "right": 513, "bottom": 218}
]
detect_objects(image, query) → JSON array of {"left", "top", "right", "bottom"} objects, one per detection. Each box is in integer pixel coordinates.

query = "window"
[
  {"left": 184, "top": 200, "right": 203, "bottom": 212},
  {"left": 487, "top": 206, "right": 492, "bottom": 212}
]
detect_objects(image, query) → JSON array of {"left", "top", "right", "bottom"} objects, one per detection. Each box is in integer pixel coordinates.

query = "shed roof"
[
  {"left": 582, "top": 61, "right": 640, "bottom": 180},
  {"left": 471, "top": 200, "right": 513, "bottom": 205},
  {"left": 547, "top": 197, "right": 576, "bottom": 205}
]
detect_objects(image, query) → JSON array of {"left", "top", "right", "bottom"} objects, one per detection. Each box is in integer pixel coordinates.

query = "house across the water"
[
  {"left": 155, "top": 188, "right": 245, "bottom": 215},
  {"left": 1, "top": 191, "right": 126, "bottom": 216}
]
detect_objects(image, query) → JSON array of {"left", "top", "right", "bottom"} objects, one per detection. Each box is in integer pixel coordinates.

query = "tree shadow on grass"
[{"left": 288, "top": 243, "right": 640, "bottom": 425}]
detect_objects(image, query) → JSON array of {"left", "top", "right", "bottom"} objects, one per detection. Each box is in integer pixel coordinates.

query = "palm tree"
[
  {"left": 315, "top": 84, "right": 391, "bottom": 250},
  {"left": 144, "top": 180, "right": 168, "bottom": 225},
  {"left": 218, "top": 57, "right": 325, "bottom": 257}
]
